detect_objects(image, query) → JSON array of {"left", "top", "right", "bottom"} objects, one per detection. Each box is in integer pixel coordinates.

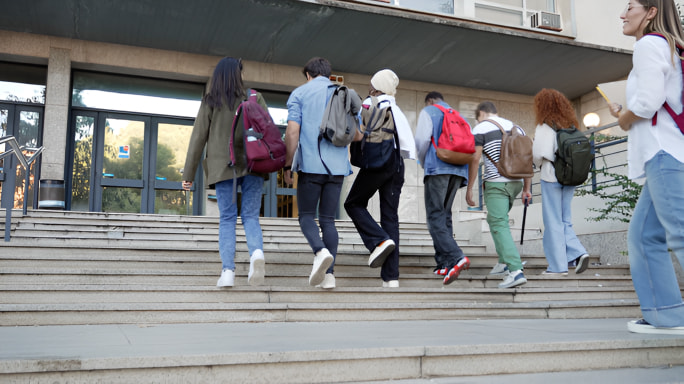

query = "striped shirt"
[{"left": 472, "top": 116, "right": 526, "bottom": 182}]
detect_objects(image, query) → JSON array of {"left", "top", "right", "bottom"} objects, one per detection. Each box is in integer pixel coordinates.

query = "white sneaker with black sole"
[{"left": 627, "top": 319, "right": 684, "bottom": 335}]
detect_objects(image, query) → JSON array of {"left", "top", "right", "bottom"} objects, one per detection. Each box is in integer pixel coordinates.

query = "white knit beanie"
[{"left": 371, "top": 69, "right": 399, "bottom": 96}]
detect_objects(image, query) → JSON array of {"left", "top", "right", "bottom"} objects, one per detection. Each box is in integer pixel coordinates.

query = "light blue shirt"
[{"left": 287, "top": 76, "right": 352, "bottom": 176}]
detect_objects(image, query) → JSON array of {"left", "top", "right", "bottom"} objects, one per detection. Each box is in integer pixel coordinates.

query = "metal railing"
[{"left": 0, "top": 136, "right": 44, "bottom": 242}]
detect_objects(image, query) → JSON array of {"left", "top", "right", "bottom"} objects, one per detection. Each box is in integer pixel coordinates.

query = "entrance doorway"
[{"left": 69, "top": 110, "right": 197, "bottom": 214}]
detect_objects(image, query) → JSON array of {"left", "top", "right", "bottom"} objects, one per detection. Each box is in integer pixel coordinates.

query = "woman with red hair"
[{"left": 532, "top": 88, "right": 590, "bottom": 276}]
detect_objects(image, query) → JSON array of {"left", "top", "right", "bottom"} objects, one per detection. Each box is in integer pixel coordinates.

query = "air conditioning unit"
[{"left": 531, "top": 11, "right": 562, "bottom": 32}]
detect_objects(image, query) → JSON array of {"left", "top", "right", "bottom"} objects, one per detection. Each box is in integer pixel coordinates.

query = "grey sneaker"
[
  {"left": 498, "top": 270, "right": 527, "bottom": 288},
  {"left": 489, "top": 263, "right": 508, "bottom": 276},
  {"left": 575, "top": 254, "right": 590, "bottom": 274}
]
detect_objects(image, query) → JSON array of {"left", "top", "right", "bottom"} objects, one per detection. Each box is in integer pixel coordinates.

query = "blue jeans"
[
  {"left": 423, "top": 174, "right": 466, "bottom": 269},
  {"left": 345, "top": 155, "right": 404, "bottom": 281},
  {"left": 628, "top": 151, "right": 684, "bottom": 327},
  {"left": 214, "top": 175, "right": 264, "bottom": 271},
  {"left": 540, "top": 180, "right": 587, "bottom": 273},
  {"left": 297, "top": 172, "right": 344, "bottom": 274}
]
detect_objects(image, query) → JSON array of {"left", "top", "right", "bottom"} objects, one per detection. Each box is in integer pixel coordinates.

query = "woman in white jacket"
[
  {"left": 532, "top": 89, "right": 590, "bottom": 276},
  {"left": 609, "top": 0, "right": 684, "bottom": 335}
]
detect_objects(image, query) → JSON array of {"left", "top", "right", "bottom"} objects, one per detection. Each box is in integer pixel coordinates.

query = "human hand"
[
  {"left": 182, "top": 181, "right": 193, "bottom": 191},
  {"left": 609, "top": 103, "right": 622, "bottom": 118},
  {"left": 284, "top": 169, "right": 294, "bottom": 185},
  {"left": 465, "top": 188, "right": 476, "bottom": 207},
  {"left": 521, "top": 190, "right": 532, "bottom": 206}
]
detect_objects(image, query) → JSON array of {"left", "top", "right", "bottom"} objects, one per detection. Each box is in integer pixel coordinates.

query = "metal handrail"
[{"left": 1, "top": 135, "right": 44, "bottom": 242}]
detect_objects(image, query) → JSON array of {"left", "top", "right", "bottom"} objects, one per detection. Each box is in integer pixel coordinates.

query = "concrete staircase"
[{"left": 1, "top": 209, "right": 682, "bottom": 383}]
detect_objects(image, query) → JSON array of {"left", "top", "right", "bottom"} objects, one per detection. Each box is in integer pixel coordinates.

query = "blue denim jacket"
[
  {"left": 422, "top": 102, "right": 469, "bottom": 180},
  {"left": 286, "top": 76, "right": 352, "bottom": 176}
]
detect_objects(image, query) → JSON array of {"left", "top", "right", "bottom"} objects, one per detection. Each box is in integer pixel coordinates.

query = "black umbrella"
[{"left": 520, "top": 198, "right": 529, "bottom": 245}]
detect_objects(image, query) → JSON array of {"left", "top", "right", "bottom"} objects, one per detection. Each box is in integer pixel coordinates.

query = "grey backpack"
[{"left": 319, "top": 85, "right": 362, "bottom": 147}]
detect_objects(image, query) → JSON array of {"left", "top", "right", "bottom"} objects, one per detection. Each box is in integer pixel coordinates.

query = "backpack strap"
[
  {"left": 318, "top": 84, "right": 342, "bottom": 175},
  {"left": 646, "top": 33, "right": 684, "bottom": 132},
  {"left": 481, "top": 119, "right": 507, "bottom": 165}
]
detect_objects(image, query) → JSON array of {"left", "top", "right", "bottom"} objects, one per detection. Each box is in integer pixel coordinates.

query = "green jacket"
[{"left": 183, "top": 91, "right": 269, "bottom": 188}]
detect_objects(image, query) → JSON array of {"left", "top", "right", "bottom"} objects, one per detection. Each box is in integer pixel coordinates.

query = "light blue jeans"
[
  {"left": 214, "top": 175, "right": 264, "bottom": 271},
  {"left": 628, "top": 150, "right": 684, "bottom": 327},
  {"left": 540, "top": 180, "right": 587, "bottom": 273}
]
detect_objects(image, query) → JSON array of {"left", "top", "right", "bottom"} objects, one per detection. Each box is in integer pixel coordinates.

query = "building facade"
[{"left": 0, "top": 0, "right": 639, "bottom": 229}]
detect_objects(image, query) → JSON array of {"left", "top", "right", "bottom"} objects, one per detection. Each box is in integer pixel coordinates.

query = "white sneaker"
[
  {"left": 248, "top": 249, "right": 265, "bottom": 286},
  {"left": 316, "top": 273, "right": 336, "bottom": 289},
  {"left": 628, "top": 319, "right": 684, "bottom": 335},
  {"left": 498, "top": 270, "right": 527, "bottom": 289},
  {"left": 216, "top": 269, "right": 235, "bottom": 287},
  {"left": 382, "top": 280, "right": 399, "bottom": 288},
  {"left": 310, "top": 248, "right": 334, "bottom": 286},
  {"left": 489, "top": 263, "right": 508, "bottom": 276},
  {"left": 368, "top": 240, "right": 396, "bottom": 268}
]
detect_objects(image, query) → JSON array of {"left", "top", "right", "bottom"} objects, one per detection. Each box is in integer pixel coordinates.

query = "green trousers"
[{"left": 484, "top": 181, "right": 524, "bottom": 272}]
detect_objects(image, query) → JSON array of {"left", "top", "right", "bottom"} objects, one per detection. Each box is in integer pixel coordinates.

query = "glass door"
[
  {"left": 0, "top": 103, "right": 43, "bottom": 210},
  {"left": 94, "top": 114, "right": 148, "bottom": 213}
]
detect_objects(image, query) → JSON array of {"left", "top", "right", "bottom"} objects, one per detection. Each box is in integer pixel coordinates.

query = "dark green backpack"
[{"left": 554, "top": 126, "right": 594, "bottom": 186}]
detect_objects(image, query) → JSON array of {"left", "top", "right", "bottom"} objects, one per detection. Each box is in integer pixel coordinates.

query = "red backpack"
[
  {"left": 648, "top": 33, "right": 684, "bottom": 135},
  {"left": 430, "top": 104, "right": 475, "bottom": 165},
  {"left": 229, "top": 89, "right": 286, "bottom": 174}
]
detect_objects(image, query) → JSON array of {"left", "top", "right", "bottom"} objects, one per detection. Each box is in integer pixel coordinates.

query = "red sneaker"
[
  {"left": 443, "top": 256, "right": 470, "bottom": 285},
  {"left": 433, "top": 267, "right": 448, "bottom": 276}
]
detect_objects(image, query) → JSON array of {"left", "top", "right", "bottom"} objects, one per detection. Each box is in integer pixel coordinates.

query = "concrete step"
[{"left": 1, "top": 319, "right": 682, "bottom": 383}]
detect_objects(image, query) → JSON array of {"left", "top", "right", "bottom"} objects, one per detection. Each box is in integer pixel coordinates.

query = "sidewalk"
[{"left": 1, "top": 318, "right": 683, "bottom": 382}]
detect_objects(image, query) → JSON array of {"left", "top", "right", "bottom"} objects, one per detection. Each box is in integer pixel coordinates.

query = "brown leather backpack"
[{"left": 482, "top": 119, "right": 534, "bottom": 179}]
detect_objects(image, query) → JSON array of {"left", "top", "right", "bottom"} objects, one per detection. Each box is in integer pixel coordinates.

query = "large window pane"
[
  {"left": 0, "top": 62, "right": 46, "bottom": 104},
  {"left": 398, "top": 0, "right": 454, "bottom": 15},
  {"left": 72, "top": 71, "right": 203, "bottom": 118},
  {"left": 102, "top": 187, "right": 141, "bottom": 213}
]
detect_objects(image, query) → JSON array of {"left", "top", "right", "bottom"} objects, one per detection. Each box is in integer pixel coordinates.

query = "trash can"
[{"left": 38, "top": 179, "right": 65, "bottom": 209}]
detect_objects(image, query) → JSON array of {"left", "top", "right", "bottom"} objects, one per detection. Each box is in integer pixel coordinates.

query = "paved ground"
[{"left": 1, "top": 318, "right": 683, "bottom": 382}]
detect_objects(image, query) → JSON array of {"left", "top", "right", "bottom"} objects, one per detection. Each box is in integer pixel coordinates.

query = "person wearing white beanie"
[
  {"left": 344, "top": 68, "right": 415, "bottom": 288},
  {"left": 370, "top": 69, "right": 399, "bottom": 97}
]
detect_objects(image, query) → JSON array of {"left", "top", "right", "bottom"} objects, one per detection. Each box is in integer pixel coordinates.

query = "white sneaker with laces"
[
  {"left": 489, "top": 263, "right": 508, "bottom": 276},
  {"left": 628, "top": 319, "right": 684, "bottom": 335},
  {"left": 382, "top": 280, "right": 399, "bottom": 288},
  {"left": 310, "top": 248, "right": 334, "bottom": 286},
  {"left": 316, "top": 273, "right": 336, "bottom": 289},
  {"left": 248, "top": 249, "right": 265, "bottom": 286},
  {"left": 368, "top": 240, "right": 396, "bottom": 268},
  {"left": 216, "top": 269, "right": 235, "bottom": 287},
  {"left": 498, "top": 270, "right": 527, "bottom": 289}
]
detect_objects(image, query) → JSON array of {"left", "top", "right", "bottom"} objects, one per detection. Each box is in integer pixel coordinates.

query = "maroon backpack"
[
  {"left": 648, "top": 33, "right": 684, "bottom": 135},
  {"left": 229, "top": 89, "right": 286, "bottom": 174}
]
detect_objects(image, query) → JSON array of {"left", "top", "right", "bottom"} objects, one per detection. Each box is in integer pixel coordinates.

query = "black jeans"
[
  {"left": 423, "top": 174, "right": 466, "bottom": 269},
  {"left": 296, "top": 172, "right": 344, "bottom": 274},
  {"left": 344, "top": 155, "right": 404, "bottom": 281}
]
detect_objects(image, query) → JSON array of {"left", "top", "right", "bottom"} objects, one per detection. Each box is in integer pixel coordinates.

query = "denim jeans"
[
  {"left": 344, "top": 155, "right": 404, "bottom": 281},
  {"left": 214, "top": 175, "right": 264, "bottom": 271},
  {"left": 423, "top": 174, "right": 466, "bottom": 269},
  {"left": 297, "top": 172, "right": 344, "bottom": 274},
  {"left": 483, "top": 181, "right": 524, "bottom": 272},
  {"left": 628, "top": 150, "right": 684, "bottom": 327},
  {"left": 540, "top": 180, "right": 587, "bottom": 273}
]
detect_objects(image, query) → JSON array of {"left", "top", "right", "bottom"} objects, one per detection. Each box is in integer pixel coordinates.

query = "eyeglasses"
[{"left": 622, "top": 3, "right": 646, "bottom": 16}]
